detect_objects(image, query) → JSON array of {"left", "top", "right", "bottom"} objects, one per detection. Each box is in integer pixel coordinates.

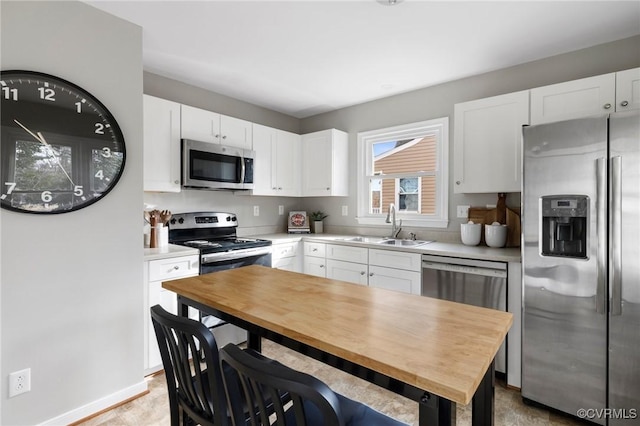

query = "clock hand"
[
  {"left": 36, "top": 131, "right": 76, "bottom": 188},
  {"left": 13, "top": 119, "right": 42, "bottom": 143},
  {"left": 14, "top": 120, "right": 77, "bottom": 188}
]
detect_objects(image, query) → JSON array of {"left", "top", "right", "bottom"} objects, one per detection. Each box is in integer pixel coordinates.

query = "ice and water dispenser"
[{"left": 540, "top": 195, "right": 588, "bottom": 259}]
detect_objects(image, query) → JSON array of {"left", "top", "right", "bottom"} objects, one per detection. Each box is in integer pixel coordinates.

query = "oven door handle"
[{"left": 201, "top": 247, "right": 272, "bottom": 264}]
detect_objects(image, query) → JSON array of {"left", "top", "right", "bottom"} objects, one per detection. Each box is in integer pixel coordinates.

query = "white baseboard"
[{"left": 39, "top": 380, "right": 148, "bottom": 426}]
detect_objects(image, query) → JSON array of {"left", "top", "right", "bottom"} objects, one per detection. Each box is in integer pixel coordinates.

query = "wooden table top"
[{"left": 163, "top": 265, "right": 513, "bottom": 405}]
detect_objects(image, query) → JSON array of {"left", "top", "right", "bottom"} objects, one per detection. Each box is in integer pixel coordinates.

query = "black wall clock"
[{"left": 0, "top": 70, "right": 126, "bottom": 214}]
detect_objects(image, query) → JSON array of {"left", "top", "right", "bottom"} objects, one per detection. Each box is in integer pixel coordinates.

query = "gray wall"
[
  {"left": 299, "top": 35, "right": 640, "bottom": 240},
  {"left": 146, "top": 36, "right": 640, "bottom": 241},
  {"left": 1, "top": 2, "right": 144, "bottom": 424}
]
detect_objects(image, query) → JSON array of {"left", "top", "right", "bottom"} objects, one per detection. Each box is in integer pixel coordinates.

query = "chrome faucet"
[{"left": 385, "top": 203, "right": 402, "bottom": 238}]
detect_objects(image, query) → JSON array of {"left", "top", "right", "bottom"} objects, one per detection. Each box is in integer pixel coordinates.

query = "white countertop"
[
  {"left": 143, "top": 244, "right": 199, "bottom": 261},
  {"left": 259, "top": 233, "right": 521, "bottom": 263}
]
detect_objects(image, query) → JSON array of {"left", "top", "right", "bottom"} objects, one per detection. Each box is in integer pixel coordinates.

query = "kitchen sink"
[
  {"left": 376, "top": 239, "right": 433, "bottom": 247},
  {"left": 342, "top": 236, "right": 387, "bottom": 243}
]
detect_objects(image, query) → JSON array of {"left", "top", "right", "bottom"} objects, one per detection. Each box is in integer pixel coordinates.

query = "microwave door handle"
[{"left": 240, "top": 155, "right": 246, "bottom": 184}]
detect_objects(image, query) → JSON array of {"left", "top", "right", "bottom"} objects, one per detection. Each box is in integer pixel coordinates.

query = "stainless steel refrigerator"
[{"left": 522, "top": 111, "right": 640, "bottom": 425}]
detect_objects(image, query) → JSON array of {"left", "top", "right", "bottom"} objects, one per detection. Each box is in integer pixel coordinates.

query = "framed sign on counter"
[{"left": 288, "top": 211, "right": 310, "bottom": 234}]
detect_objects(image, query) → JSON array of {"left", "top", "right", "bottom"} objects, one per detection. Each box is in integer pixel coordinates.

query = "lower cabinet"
[
  {"left": 326, "top": 259, "right": 368, "bottom": 285},
  {"left": 368, "top": 265, "right": 421, "bottom": 295},
  {"left": 144, "top": 254, "right": 199, "bottom": 375},
  {"left": 304, "top": 243, "right": 421, "bottom": 294},
  {"left": 303, "top": 242, "right": 327, "bottom": 277},
  {"left": 272, "top": 241, "right": 301, "bottom": 273}
]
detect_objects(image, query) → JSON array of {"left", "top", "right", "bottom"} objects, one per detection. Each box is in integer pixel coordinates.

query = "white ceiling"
[{"left": 86, "top": 1, "right": 640, "bottom": 118}]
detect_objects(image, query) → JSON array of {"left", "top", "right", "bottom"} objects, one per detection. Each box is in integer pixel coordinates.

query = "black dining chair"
[
  {"left": 151, "top": 305, "right": 292, "bottom": 426},
  {"left": 150, "top": 304, "right": 230, "bottom": 426},
  {"left": 219, "top": 343, "right": 409, "bottom": 426}
]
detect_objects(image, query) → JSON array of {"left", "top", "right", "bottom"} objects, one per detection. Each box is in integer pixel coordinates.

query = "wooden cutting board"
[{"left": 468, "top": 206, "right": 521, "bottom": 248}]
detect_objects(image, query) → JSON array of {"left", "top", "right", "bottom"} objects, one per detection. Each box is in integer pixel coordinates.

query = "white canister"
[
  {"left": 485, "top": 222, "right": 508, "bottom": 248},
  {"left": 460, "top": 221, "right": 482, "bottom": 246},
  {"left": 157, "top": 226, "right": 169, "bottom": 248}
]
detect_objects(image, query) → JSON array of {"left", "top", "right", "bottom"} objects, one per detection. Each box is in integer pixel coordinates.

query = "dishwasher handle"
[{"left": 422, "top": 260, "right": 507, "bottom": 278}]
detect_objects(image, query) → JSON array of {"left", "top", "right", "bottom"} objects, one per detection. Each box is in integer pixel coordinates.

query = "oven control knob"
[
  {"left": 232, "top": 216, "right": 237, "bottom": 222},
  {"left": 178, "top": 218, "right": 184, "bottom": 224},
  {"left": 170, "top": 218, "right": 176, "bottom": 225},
  {"left": 226, "top": 216, "right": 231, "bottom": 221}
]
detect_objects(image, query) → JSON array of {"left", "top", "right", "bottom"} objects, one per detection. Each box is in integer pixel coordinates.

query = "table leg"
[
  {"left": 472, "top": 360, "right": 495, "bottom": 426},
  {"left": 247, "top": 331, "right": 261, "bottom": 352},
  {"left": 177, "top": 296, "right": 189, "bottom": 318},
  {"left": 418, "top": 392, "right": 455, "bottom": 426}
]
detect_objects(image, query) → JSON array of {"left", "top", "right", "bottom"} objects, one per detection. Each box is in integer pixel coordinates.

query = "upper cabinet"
[
  {"left": 454, "top": 91, "right": 529, "bottom": 193},
  {"left": 530, "top": 68, "right": 639, "bottom": 125},
  {"left": 143, "top": 95, "right": 181, "bottom": 192},
  {"left": 253, "top": 124, "right": 301, "bottom": 196},
  {"left": 301, "top": 129, "right": 349, "bottom": 197},
  {"left": 181, "top": 104, "right": 253, "bottom": 150},
  {"left": 615, "top": 68, "right": 640, "bottom": 112}
]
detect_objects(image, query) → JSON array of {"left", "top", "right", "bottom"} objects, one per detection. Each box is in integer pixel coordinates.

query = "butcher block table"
[{"left": 163, "top": 265, "right": 513, "bottom": 426}]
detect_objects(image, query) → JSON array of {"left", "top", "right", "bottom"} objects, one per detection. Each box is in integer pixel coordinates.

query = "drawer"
[
  {"left": 148, "top": 255, "right": 199, "bottom": 281},
  {"left": 304, "top": 241, "right": 326, "bottom": 258},
  {"left": 326, "top": 244, "right": 368, "bottom": 264},
  {"left": 369, "top": 249, "right": 421, "bottom": 272},
  {"left": 272, "top": 242, "right": 299, "bottom": 260}
]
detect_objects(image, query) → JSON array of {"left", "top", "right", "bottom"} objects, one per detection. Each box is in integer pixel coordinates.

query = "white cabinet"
[
  {"left": 143, "top": 95, "right": 182, "bottom": 192},
  {"left": 272, "top": 241, "right": 301, "bottom": 273},
  {"left": 325, "top": 244, "right": 368, "bottom": 285},
  {"left": 253, "top": 124, "right": 301, "bottom": 196},
  {"left": 303, "top": 242, "right": 326, "bottom": 277},
  {"left": 315, "top": 244, "right": 420, "bottom": 294},
  {"left": 326, "top": 244, "right": 368, "bottom": 264},
  {"left": 615, "top": 67, "right": 640, "bottom": 112},
  {"left": 530, "top": 68, "right": 640, "bottom": 125},
  {"left": 144, "top": 254, "right": 199, "bottom": 374},
  {"left": 368, "top": 249, "right": 421, "bottom": 295},
  {"left": 368, "top": 265, "right": 421, "bottom": 295},
  {"left": 326, "top": 259, "right": 368, "bottom": 286},
  {"left": 301, "top": 129, "right": 349, "bottom": 196},
  {"left": 181, "top": 104, "right": 253, "bottom": 149},
  {"left": 454, "top": 90, "right": 529, "bottom": 193},
  {"left": 530, "top": 73, "right": 616, "bottom": 125}
]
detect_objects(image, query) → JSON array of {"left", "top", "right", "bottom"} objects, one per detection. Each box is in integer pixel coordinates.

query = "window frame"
[{"left": 356, "top": 117, "right": 449, "bottom": 228}]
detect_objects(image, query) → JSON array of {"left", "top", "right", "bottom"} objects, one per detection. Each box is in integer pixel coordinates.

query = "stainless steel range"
[
  {"left": 168, "top": 211, "right": 272, "bottom": 346},
  {"left": 168, "top": 212, "right": 272, "bottom": 275}
]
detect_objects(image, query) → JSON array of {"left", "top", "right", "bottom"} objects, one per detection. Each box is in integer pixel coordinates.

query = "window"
[{"left": 356, "top": 117, "right": 449, "bottom": 228}]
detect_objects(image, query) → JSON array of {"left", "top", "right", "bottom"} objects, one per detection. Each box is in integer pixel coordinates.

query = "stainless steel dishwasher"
[{"left": 421, "top": 254, "right": 507, "bottom": 374}]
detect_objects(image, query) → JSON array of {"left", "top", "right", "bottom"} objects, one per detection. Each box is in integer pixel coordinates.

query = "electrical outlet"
[
  {"left": 253, "top": 206, "right": 259, "bottom": 216},
  {"left": 278, "top": 205, "right": 284, "bottom": 215},
  {"left": 9, "top": 368, "right": 31, "bottom": 397},
  {"left": 456, "top": 205, "right": 470, "bottom": 218},
  {"left": 341, "top": 205, "right": 348, "bottom": 216}
]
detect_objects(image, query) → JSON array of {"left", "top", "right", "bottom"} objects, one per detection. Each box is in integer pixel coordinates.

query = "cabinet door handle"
[
  {"left": 620, "top": 100, "right": 629, "bottom": 107},
  {"left": 214, "top": 134, "right": 220, "bottom": 139},
  {"left": 603, "top": 103, "right": 612, "bottom": 110},
  {"left": 320, "top": 264, "right": 324, "bottom": 268},
  {"left": 360, "top": 271, "right": 366, "bottom": 275},
  {"left": 222, "top": 135, "right": 227, "bottom": 140},
  {"left": 456, "top": 181, "right": 461, "bottom": 185}
]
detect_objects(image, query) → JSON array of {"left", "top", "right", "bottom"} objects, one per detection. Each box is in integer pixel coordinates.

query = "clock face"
[{"left": 0, "top": 70, "right": 126, "bottom": 214}]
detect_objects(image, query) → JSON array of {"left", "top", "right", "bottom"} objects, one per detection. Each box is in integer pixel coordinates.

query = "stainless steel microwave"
[{"left": 182, "top": 139, "right": 254, "bottom": 190}]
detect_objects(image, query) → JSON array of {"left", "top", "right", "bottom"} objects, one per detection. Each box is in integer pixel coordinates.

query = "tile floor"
[{"left": 79, "top": 340, "right": 591, "bottom": 426}]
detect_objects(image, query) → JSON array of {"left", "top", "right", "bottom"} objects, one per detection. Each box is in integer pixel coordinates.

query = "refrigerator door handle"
[
  {"left": 596, "top": 157, "right": 607, "bottom": 315},
  {"left": 611, "top": 156, "right": 622, "bottom": 316}
]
